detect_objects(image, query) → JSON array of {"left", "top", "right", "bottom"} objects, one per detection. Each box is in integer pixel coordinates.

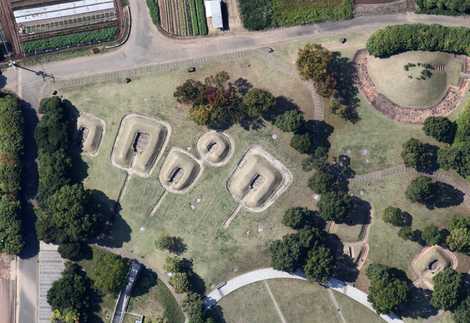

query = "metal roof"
[
  {"left": 14, "top": 0, "right": 115, "bottom": 23},
  {"left": 204, "top": 0, "right": 223, "bottom": 29}
]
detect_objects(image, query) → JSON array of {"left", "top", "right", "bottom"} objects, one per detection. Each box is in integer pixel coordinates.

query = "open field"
[
  {"left": 368, "top": 51, "right": 463, "bottom": 108},
  {"left": 219, "top": 279, "right": 385, "bottom": 323},
  {"left": 61, "top": 50, "right": 316, "bottom": 287}
]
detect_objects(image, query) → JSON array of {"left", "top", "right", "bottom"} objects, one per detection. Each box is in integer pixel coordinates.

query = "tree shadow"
[
  {"left": 330, "top": 52, "right": 360, "bottom": 123},
  {"left": 233, "top": 77, "right": 253, "bottom": 96},
  {"left": 344, "top": 196, "right": 371, "bottom": 226},
  {"left": 95, "top": 212, "right": 131, "bottom": 248},
  {"left": 208, "top": 303, "right": 228, "bottom": 323},
  {"left": 221, "top": 0, "right": 230, "bottom": 31},
  {"left": 263, "top": 96, "right": 300, "bottom": 122},
  {"left": 305, "top": 210, "right": 327, "bottom": 230},
  {"left": 429, "top": 182, "right": 465, "bottom": 209},
  {"left": 327, "top": 234, "right": 359, "bottom": 282},
  {"left": 0, "top": 74, "right": 7, "bottom": 90},
  {"left": 397, "top": 287, "right": 438, "bottom": 319},
  {"left": 239, "top": 116, "right": 266, "bottom": 131},
  {"left": 130, "top": 266, "right": 158, "bottom": 297}
]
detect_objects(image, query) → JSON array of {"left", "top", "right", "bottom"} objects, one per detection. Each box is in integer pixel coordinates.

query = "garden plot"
[
  {"left": 197, "top": 131, "right": 234, "bottom": 167},
  {"left": 111, "top": 114, "right": 171, "bottom": 177},
  {"left": 159, "top": 147, "right": 204, "bottom": 194},
  {"left": 227, "top": 145, "right": 292, "bottom": 213},
  {"left": 77, "top": 113, "right": 105, "bottom": 156}
]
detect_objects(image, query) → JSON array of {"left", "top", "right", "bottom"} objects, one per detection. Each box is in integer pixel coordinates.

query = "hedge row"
[
  {"left": 367, "top": 24, "right": 470, "bottom": 58},
  {"left": 0, "top": 95, "right": 24, "bottom": 255},
  {"left": 22, "top": 27, "right": 118, "bottom": 55},
  {"left": 239, "top": 0, "right": 352, "bottom": 31},
  {"left": 416, "top": 0, "right": 470, "bottom": 15},
  {"left": 146, "top": 0, "right": 161, "bottom": 25}
]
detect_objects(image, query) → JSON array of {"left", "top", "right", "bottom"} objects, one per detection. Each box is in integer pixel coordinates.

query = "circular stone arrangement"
[
  {"left": 355, "top": 49, "right": 470, "bottom": 123},
  {"left": 197, "top": 131, "right": 234, "bottom": 167}
]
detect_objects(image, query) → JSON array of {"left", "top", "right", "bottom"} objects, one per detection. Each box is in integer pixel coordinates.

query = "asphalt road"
[
  {"left": 0, "top": 279, "right": 12, "bottom": 323},
  {"left": 17, "top": 257, "right": 37, "bottom": 323}
]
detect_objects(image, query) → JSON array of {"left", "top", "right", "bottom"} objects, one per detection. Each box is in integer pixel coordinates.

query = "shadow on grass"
[
  {"left": 429, "top": 182, "right": 465, "bottom": 209},
  {"left": 344, "top": 197, "right": 371, "bottom": 226},
  {"left": 397, "top": 287, "right": 438, "bottom": 319}
]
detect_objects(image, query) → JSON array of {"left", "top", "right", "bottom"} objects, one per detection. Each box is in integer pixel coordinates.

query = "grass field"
[
  {"left": 219, "top": 279, "right": 384, "bottom": 323},
  {"left": 62, "top": 51, "right": 315, "bottom": 287},
  {"left": 368, "top": 51, "right": 463, "bottom": 108}
]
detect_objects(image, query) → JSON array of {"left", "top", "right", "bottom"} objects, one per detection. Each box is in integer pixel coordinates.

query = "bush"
[
  {"left": 169, "top": 272, "right": 192, "bottom": 294},
  {"left": 290, "top": 133, "right": 313, "bottom": 154},
  {"left": 446, "top": 217, "right": 470, "bottom": 254},
  {"left": 23, "top": 27, "right": 118, "bottom": 55},
  {"left": 398, "top": 226, "right": 422, "bottom": 242},
  {"left": 431, "top": 268, "right": 464, "bottom": 310},
  {"left": 367, "top": 24, "right": 470, "bottom": 58},
  {"left": 156, "top": 235, "right": 185, "bottom": 254},
  {"left": 146, "top": 0, "right": 161, "bottom": 26},
  {"left": 416, "top": 0, "right": 470, "bottom": 15},
  {"left": 382, "top": 207, "right": 411, "bottom": 227},
  {"left": 405, "top": 176, "right": 435, "bottom": 205},
  {"left": 274, "top": 110, "right": 304, "bottom": 132},
  {"left": 238, "top": 0, "right": 273, "bottom": 30},
  {"left": 423, "top": 117, "right": 456, "bottom": 144}
]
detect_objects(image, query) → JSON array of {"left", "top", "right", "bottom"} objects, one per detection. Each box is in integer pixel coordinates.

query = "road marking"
[
  {"left": 327, "top": 289, "right": 347, "bottom": 323},
  {"left": 264, "top": 280, "right": 287, "bottom": 323}
]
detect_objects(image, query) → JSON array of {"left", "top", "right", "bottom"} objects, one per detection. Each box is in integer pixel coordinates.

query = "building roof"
[
  {"left": 204, "top": 0, "right": 223, "bottom": 29},
  {"left": 14, "top": 0, "right": 115, "bottom": 24}
]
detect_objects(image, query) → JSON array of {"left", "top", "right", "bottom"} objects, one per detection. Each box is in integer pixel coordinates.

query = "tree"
[
  {"left": 401, "top": 138, "right": 438, "bottom": 173},
  {"left": 308, "top": 170, "right": 347, "bottom": 194},
  {"left": 454, "top": 297, "right": 470, "bottom": 323},
  {"left": 382, "top": 207, "right": 411, "bottom": 227},
  {"left": 296, "top": 43, "right": 336, "bottom": 97},
  {"left": 423, "top": 117, "right": 456, "bottom": 144},
  {"left": 182, "top": 293, "right": 206, "bottom": 323},
  {"left": 189, "top": 105, "right": 212, "bottom": 126},
  {"left": 156, "top": 235, "right": 186, "bottom": 254},
  {"left": 438, "top": 142, "right": 470, "bottom": 178},
  {"left": 174, "top": 79, "right": 204, "bottom": 104},
  {"left": 405, "top": 176, "right": 435, "bottom": 205},
  {"left": 51, "top": 309, "right": 80, "bottom": 323},
  {"left": 282, "top": 207, "right": 324, "bottom": 230},
  {"left": 446, "top": 218, "right": 470, "bottom": 254},
  {"left": 0, "top": 195, "right": 23, "bottom": 254},
  {"left": 36, "top": 184, "right": 101, "bottom": 244},
  {"left": 37, "top": 149, "right": 72, "bottom": 200},
  {"left": 47, "top": 263, "right": 93, "bottom": 320},
  {"left": 366, "top": 264, "right": 410, "bottom": 314},
  {"left": 398, "top": 226, "right": 422, "bottom": 242},
  {"left": 58, "top": 242, "right": 91, "bottom": 261},
  {"left": 421, "top": 225, "right": 445, "bottom": 246},
  {"left": 88, "top": 250, "right": 129, "bottom": 295},
  {"left": 431, "top": 268, "right": 463, "bottom": 310},
  {"left": 317, "top": 191, "right": 352, "bottom": 222},
  {"left": 274, "top": 110, "right": 304, "bottom": 132},
  {"left": 164, "top": 256, "right": 187, "bottom": 273},
  {"left": 242, "top": 88, "right": 275, "bottom": 119},
  {"left": 270, "top": 234, "right": 303, "bottom": 272},
  {"left": 290, "top": 133, "right": 313, "bottom": 154},
  {"left": 303, "top": 246, "right": 335, "bottom": 284},
  {"left": 169, "top": 272, "right": 191, "bottom": 294}
]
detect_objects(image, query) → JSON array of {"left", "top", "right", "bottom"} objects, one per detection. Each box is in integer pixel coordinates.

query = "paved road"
[
  {"left": 17, "top": 257, "right": 37, "bottom": 323},
  {"left": 205, "top": 267, "right": 403, "bottom": 323},
  {"left": 0, "top": 279, "right": 12, "bottom": 323}
]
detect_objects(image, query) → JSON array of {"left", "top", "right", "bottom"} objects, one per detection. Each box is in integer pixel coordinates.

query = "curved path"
[{"left": 206, "top": 267, "right": 403, "bottom": 323}]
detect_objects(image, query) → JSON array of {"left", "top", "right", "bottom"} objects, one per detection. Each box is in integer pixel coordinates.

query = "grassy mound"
[{"left": 367, "top": 51, "right": 463, "bottom": 108}]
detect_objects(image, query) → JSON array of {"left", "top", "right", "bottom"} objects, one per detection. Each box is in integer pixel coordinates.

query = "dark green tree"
[
  {"left": 421, "top": 225, "right": 445, "bottom": 246},
  {"left": 242, "top": 88, "right": 275, "bottom": 119},
  {"left": 423, "top": 117, "right": 456, "bottom": 144},
  {"left": 282, "top": 207, "right": 324, "bottom": 230},
  {"left": 290, "top": 133, "right": 313, "bottom": 154},
  {"left": 169, "top": 272, "right": 192, "bottom": 294},
  {"left": 270, "top": 234, "right": 303, "bottom": 272},
  {"left": 401, "top": 138, "right": 438, "bottom": 173},
  {"left": 156, "top": 235, "right": 186, "bottom": 254},
  {"left": 454, "top": 297, "right": 470, "bottom": 323},
  {"left": 274, "top": 110, "right": 304, "bottom": 133},
  {"left": 382, "top": 207, "right": 411, "bottom": 227},
  {"left": 0, "top": 195, "right": 23, "bottom": 254},
  {"left": 58, "top": 242, "right": 91, "bottom": 261},
  {"left": 303, "top": 246, "right": 335, "bottom": 284},
  {"left": 88, "top": 250, "right": 129, "bottom": 295},
  {"left": 446, "top": 217, "right": 470, "bottom": 254},
  {"left": 308, "top": 169, "right": 347, "bottom": 194},
  {"left": 405, "top": 176, "right": 435, "bottom": 205},
  {"left": 317, "top": 191, "right": 352, "bottom": 222},
  {"left": 431, "top": 268, "right": 464, "bottom": 310}
]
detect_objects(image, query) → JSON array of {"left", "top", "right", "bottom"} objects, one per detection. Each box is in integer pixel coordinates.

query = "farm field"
[
  {"left": 219, "top": 279, "right": 385, "bottom": 323},
  {"left": 239, "top": 0, "right": 353, "bottom": 31},
  {"left": 368, "top": 51, "right": 464, "bottom": 108},
  {"left": 152, "top": 0, "right": 208, "bottom": 36}
]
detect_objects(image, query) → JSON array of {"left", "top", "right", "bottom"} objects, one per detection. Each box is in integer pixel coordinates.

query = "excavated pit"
[
  {"left": 77, "top": 113, "right": 105, "bottom": 156},
  {"left": 159, "top": 148, "right": 203, "bottom": 194},
  {"left": 197, "top": 131, "right": 233, "bottom": 166}
]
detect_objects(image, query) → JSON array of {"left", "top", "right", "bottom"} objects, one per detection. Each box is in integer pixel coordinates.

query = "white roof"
[
  {"left": 14, "top": 0, "right": 115, "bottom": 24},
  {"left": 204, "top": 0, "right": 223, "bottom": 29}
]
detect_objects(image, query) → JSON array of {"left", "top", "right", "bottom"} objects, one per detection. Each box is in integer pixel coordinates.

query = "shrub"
[
  {"left": 405, "top": 176, "right": 435, "bottom": 205},
  {"left": 317, "top": 191, "right": 352, "bottom": 223},
  {"left": 367, "top": 24, "right": 470, "bottom": 58},
  {"left": 423, "top": 117, "right": 456, "bottom": 144},
  {"left": 164, "top": 256, "right": 187, "bottom": 273},
  {"left": 146, "top": 0, "right": 160, "bottom": 25},
  {"left": 382, "top": 207, "right": 411, "bottom": 227},
  {"left": 169, "top": 272, "right": 191, "bottom": 294},
  {"left": 446, "top": 217, "right": 470, "bottom": 254},
  {"left": 156, "top": 235, "right": 185, "bottom": 254},
  {"left": 274, "top": 110, "right": 304, "bottom": 132},
  {"left": 398, "top": 226, "right": 422, "bottom": 242},
  {"left": 421, "top": 225, "right": 445, "bottom": 246}
]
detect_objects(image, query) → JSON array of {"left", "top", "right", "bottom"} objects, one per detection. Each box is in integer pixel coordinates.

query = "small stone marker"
[{"left": 272, "top": 134, "right": 278, "bottom": 140}]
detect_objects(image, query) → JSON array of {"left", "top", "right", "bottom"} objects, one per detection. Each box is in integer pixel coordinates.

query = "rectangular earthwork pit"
[
  {"left": 77, "top": 113, "right": 105, "bottom": 156},
  {"left": 111, "top": 114, "right": 171, "bottom": 177},
  {"left": 227, "top": 145, "right": 292, "bottom": 212}
]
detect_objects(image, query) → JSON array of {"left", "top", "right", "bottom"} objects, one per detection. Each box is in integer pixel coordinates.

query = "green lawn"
[
  {"left": 219, "top": 279, "right": 384, "bottom": 323},
  {"left": 368, "top": 51, "right": 463, "bottom": 108},
  {"left": 62, "top": 51, "right": 315, "bottom": 287}
]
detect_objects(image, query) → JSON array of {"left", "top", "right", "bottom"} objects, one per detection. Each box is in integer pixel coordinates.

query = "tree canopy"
[
  {"left": 401, "top": 138, "right": 438, "bottom": 173},
  {"left": 382, "top": 207, "right": 411, "bottom": 227},
  {"left": 304, "top": 246, "right": 335, "bottom": 284},
  {"left": 423, "top": 117, "right": 456, "bottom": 144},
  {"left": 405, "top": 176, "right": 435, "bottom": 205},
  {"left": 317, "top": 191, "right": 352, "bottom": 223},
  {"left": 431, "top": 268, "right": 464, "bottom": 310},
  {"left": 87, "top": 249, "right": 129, "bottom": 295}
]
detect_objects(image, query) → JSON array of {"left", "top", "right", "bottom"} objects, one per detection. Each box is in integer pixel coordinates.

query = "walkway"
[{"left": 205, "top": 267, "right": 403, "bottom": 323}]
